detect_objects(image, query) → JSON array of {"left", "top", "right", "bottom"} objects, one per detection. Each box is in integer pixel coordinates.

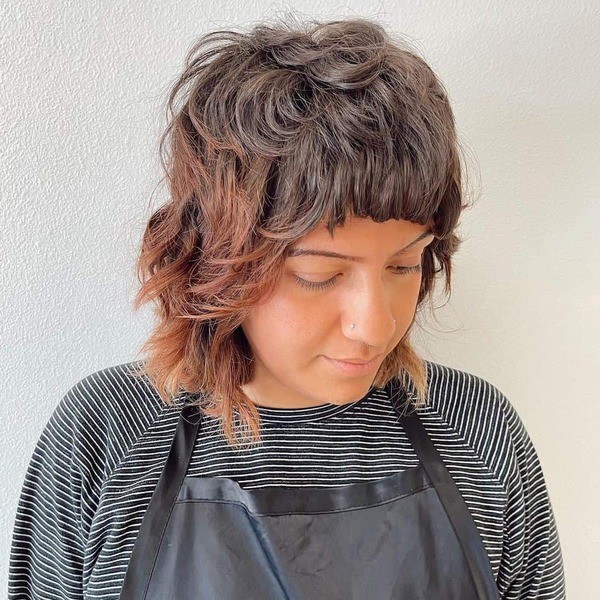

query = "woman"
[{"left": 8, "top": 17, "right": 565, "bottom": 599}]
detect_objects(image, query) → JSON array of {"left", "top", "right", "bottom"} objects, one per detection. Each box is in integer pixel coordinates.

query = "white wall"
[{"left": 2, "top": 1, "right": 598, "bottom": 596}]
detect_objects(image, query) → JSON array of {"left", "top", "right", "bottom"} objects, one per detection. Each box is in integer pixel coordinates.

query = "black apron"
[{"left": 119, "top": 379, "right": 500, "bottom": 599}]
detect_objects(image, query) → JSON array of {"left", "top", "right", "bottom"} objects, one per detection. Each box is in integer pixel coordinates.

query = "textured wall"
[{"left": 2, "top": 1, "right": 599, "bottom": 596}]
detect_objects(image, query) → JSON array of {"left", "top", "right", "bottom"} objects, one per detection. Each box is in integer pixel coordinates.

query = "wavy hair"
[{"left": 130, "top": 16, "right": 473, "bottom": 447}]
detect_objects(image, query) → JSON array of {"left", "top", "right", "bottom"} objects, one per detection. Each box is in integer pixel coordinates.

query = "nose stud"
[{"left": 349, "top": 319, "right": 396, "bottom": 329}]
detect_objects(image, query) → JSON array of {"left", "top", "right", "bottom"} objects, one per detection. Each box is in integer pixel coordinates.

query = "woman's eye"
[
  {"left": 390, "top": 264, "right": 422, "bottom": 276},
  {"left": 293, "top": 275, "right": 338, "bottom": 291},
  {"left": 294, "top": 264, "right": 422, "bottom": 292}
]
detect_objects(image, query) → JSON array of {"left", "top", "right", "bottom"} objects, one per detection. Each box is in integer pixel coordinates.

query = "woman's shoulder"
[
  {"left": 49, "top": 360, "right": 180, "bottom": 475},
  {"left": 420, "top": 359, "right": 528, "bottom": 479},
  {"left": 421, "top": 358, "right": 518, "bottom": 418},
  {"left": 57, "top": 360, "right": 173, "bottom": 425}
]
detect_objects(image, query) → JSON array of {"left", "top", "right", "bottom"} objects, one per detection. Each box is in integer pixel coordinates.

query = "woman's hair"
[{"left": 130, "top": 16, "right": 472, "bottom": 447}]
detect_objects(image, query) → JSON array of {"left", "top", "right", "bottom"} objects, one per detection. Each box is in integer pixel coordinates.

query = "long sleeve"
[
  {"left": 8, "top": 392, "right": 86, "bottom": 599},
  {"left": 497, "top": 393, "right": 566, "bottom": 599}
]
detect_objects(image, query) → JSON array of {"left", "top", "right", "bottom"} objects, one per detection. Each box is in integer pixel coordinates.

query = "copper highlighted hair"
[{"left": 131, "top": 16, "right": 472, "bottom": 447}]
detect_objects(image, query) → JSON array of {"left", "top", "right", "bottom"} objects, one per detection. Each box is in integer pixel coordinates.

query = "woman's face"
[{"left": 240, "top": 216, "right": 435, "bottom": 409}]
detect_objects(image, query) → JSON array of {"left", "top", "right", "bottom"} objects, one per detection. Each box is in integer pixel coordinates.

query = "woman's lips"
[{"left": 323, "top": 355, "right": 381, "bottom": 376}]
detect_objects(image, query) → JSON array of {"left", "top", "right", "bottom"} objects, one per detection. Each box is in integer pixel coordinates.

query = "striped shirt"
[{"left": 8, "top": 359, "right": 566, "bottom": 599}]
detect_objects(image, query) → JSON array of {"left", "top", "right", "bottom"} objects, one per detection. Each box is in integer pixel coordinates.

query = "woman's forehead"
[{"left": 297, "top": 216, "right": 431, "bottom": 244}]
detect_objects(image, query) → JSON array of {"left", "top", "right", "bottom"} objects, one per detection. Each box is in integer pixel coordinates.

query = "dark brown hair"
[{"left": 130, "top": 16, "right": 472, "bottom": 447}]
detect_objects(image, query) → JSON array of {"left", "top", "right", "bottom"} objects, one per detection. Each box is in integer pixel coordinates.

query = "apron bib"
[{"left": 119, "top": 379, "right": 499, "bottom": 599}]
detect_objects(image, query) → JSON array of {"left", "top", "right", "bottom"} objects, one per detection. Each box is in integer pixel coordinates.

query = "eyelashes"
[{"left": 294, "top": 264, "right": 422, "bottom": 292}]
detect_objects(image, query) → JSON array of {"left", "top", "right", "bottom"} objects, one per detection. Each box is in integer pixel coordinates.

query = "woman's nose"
[{"left": 343, "top": 282, "right": 397, "bottom": 347}]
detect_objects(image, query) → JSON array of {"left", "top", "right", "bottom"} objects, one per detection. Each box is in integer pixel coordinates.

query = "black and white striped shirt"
[{"left": 8, "top": 360, "right": 566, "bottom": 599}]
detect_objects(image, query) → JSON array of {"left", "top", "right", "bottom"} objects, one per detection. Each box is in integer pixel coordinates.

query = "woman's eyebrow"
[{"left": 286, "top": 229, "right": 434, "bottom": 263}]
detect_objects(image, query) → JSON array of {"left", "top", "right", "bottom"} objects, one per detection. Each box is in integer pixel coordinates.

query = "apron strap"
[
  {"left": 119, "top": 403, "right": 202, "bottom": 599},
  {"left": 386, "top": 377, "right": 499, "bottom": 600}
]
